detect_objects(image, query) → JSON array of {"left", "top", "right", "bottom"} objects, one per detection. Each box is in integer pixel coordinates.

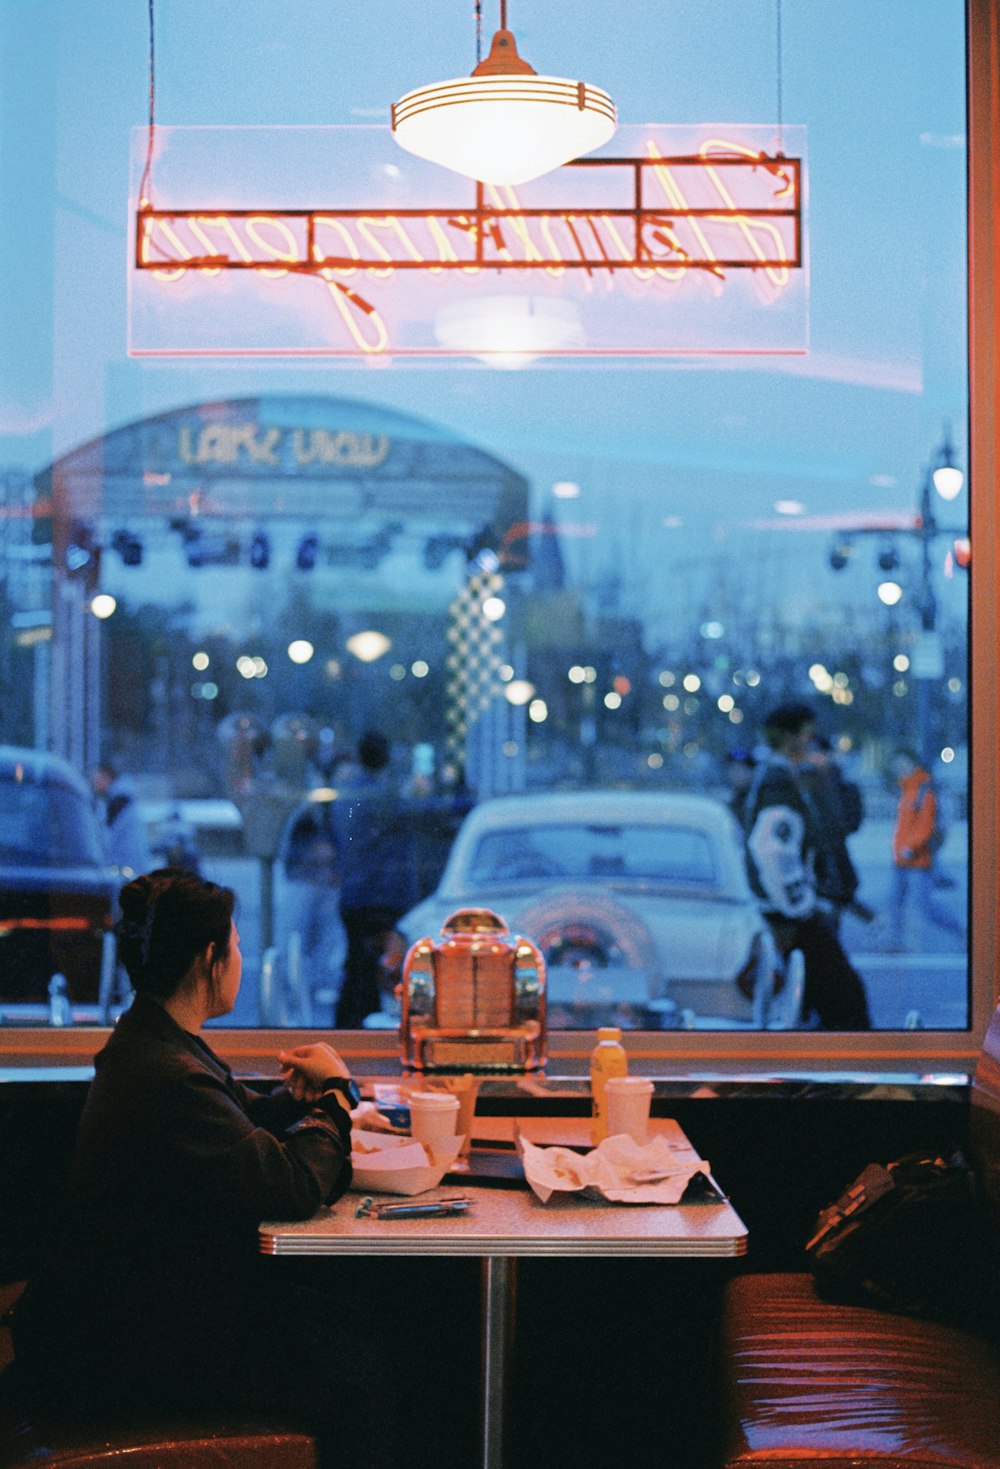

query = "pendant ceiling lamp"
[{"left": 391, "top": 2, "right": 617, "bottom": 187}]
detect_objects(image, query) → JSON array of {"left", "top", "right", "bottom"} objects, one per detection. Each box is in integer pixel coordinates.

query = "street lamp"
[
  {"left": 911, "top": 427, "right": 966, "bottom": 760},
  {"left": 931, "top": 425, "right": 965, "bottom": 501},
  {"left": 822, "top": 426, "right": 966, "bottom": 762}
]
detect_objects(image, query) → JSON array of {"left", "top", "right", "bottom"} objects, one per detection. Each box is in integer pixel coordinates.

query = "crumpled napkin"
[{"left": 519, "top": 1133, "right": 711, "bottom": 1205}]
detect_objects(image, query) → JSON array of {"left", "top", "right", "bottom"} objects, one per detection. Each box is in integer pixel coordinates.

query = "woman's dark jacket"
[{"left": 13, "top": 995, "right": 352, "bottom": 1411}]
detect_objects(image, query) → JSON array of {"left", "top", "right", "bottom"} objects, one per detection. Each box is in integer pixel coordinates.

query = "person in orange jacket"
[{"left": 886, "top": 749, "right": 965, "bottom": 951}]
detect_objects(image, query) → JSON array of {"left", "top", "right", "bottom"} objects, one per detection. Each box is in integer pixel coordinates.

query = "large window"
[{"left": 0, "top": 0, "right": 992, "bottom": 1066}]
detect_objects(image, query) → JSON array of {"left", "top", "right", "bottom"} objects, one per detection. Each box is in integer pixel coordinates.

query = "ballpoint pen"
[{"left": 355, "top": 1195, "right": 473, "bottom": 1219}]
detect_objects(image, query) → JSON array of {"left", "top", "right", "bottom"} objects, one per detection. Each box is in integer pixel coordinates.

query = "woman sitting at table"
[{"left": 11, "top": 868, "right": 398, "bottom": 1469}]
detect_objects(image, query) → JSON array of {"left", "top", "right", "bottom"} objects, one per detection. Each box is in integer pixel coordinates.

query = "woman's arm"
[{"left": 160, "top": 1065, "right": 354, "bottom": 1220}]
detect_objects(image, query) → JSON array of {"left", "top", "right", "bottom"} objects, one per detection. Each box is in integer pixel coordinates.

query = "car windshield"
[
  {"left": 466, "top": 823, "right": 719, "bottom": 887},
  {"left": 0, "top": 777, "right": 105, "bottom": 868}
]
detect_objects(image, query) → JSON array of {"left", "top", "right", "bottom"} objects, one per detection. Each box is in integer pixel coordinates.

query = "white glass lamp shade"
[{"left": 391, "top": 28, "right": 616, "bottom": 186}]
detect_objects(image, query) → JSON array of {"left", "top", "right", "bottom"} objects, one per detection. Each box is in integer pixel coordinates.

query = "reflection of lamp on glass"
[
  {"left": 346, "top": 630, "right": 392, "bottom": 663},
  {"left": 435, "top": 296, "right": 585, "bottom": 368},
  {"left": 391, "top": 2, "right": 616, "bottom": 185}
]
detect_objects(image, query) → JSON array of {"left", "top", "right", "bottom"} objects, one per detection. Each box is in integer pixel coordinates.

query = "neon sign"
[{"left": 128, "top": 125, "right": 807, "bottom": 359}]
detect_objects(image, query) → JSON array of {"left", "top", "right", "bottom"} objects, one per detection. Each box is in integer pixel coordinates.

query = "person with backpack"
[
  {"left": 742, "top": 703, "right": 871, "bottom": 1029},
  {"left": 332, "top": 731, "right": 419, "bottom": 1028},
  {"left": 801, "top": 734, "right": 871, "bottom": 932},
  {"left": 885, "top": 748, "right": 965, "bottom": 952}
]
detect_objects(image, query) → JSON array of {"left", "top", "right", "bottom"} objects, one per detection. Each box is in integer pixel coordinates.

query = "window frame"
[{"left": 2, "top": 0, "right": 996, "bottom": 1075}]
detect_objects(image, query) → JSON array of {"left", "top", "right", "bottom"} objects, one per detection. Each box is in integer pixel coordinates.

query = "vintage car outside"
[
  {"left": 395, "top": 790, "right": 799, "bottom": 1030},
  {"left": 0, "top": 746, "right": 121, "bottom": 1020}
]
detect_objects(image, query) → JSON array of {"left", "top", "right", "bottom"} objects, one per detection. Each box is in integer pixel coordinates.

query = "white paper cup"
[
  {"left": 408, "top": 1091, "right": 461, "bottom": 1155},
  {"left": 605, "top": 1077, "right": 654, "bottom": 1144}
]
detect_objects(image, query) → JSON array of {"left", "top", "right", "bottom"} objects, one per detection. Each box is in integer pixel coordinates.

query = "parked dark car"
[{"left": 0, "top": 746, "right": 120, "bottom": 1008}]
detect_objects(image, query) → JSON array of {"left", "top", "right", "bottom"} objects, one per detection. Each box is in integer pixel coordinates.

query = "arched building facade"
[{"left": 34, "top": 395, "right": 530, "bottom": 779}]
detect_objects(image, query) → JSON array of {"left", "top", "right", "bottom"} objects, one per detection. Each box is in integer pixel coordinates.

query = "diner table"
[{"left": 259, "top": 1116, "right": 747, "bottom": 1469}]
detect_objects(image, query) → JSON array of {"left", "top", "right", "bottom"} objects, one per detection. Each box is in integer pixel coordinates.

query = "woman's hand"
[{"left": 278, "top": 1043, "right": 350, "bottom": 1103}]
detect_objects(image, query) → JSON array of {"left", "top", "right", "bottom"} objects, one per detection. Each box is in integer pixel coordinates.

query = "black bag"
[{"left": 805, "top": 1146, "right": 999, "bottom": 1333}]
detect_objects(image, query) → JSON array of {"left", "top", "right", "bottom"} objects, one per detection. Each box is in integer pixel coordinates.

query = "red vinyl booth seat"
[
  {"left": 720, "top": 1271, "right": 1000, "bottom": 1468},
  {"left": 720, "top": 1003, "right": 1000, "bottom": 1469},
  {"left": 1, "top": 1418, "right": 318, "bottom": 1467}
]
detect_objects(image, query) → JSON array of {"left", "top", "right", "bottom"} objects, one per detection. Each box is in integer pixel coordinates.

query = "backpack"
[{"left": 805, "top": 1147, "right": 999, "bottom": 1333}]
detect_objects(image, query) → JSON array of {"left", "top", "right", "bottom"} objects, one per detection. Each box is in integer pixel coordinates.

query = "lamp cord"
[
  {"left": 138, "top": 0, "right": 156, "bottom": 207},
  {"left": 475, "top": 0, "right": 482, "bottom": 64}
]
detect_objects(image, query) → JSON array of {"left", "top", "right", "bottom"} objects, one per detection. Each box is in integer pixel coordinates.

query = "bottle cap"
[{"left": 597, "top": 1026, "right": 622, "bottom": 1041}]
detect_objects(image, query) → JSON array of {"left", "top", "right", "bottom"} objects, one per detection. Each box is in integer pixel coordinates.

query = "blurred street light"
[
  {"left": 90, "top": 593, "right": 116, "bottom": 619},
  {"left": 505, "top": 679, "right": 535, "bottom": 706},
  {"left": 346, "top": 629, "right": 391, "bottom": 662},
  {"left": 824, "top": 425, "right": 967, "bottom": 760}
]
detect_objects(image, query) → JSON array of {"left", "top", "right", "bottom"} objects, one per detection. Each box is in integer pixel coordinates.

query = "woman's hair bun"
[{"left": 116, "top": 869, "right": 235, "bottom": 1001}]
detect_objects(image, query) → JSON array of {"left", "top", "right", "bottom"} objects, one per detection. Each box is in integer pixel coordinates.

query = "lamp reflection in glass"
[
  {"left": 391, "top": 4, "right": 616, "bottom": 186},
  {"left": 435, "top": 295, "right": 585, "bottom": 368}
]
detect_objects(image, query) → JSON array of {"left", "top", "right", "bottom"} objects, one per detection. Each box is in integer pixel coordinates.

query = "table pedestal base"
[{"left": 481, "top": 1256, "right": 517, "bottom": 1469}]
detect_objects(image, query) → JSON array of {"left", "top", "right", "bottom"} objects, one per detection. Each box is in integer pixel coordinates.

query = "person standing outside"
[
  {"left": 801, "top": 734, "right": 871, "bottom": 932},
  {"left": 90, "top": 759, "right": 152, "bottom": 879},
  {"left": 886, "top": 748, "right": 965, "bottom": 951},
  {"left": 722, "top": 748, "right": 757, "bottom": 824},
  {"left": 742, "top": 702, "right": 871, "bottom": 1030},
  {"left": 333, "top": 731, "right": 418, "bottom": 1028}
]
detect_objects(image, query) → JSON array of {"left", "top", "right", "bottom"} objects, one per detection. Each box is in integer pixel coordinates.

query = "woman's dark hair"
[{"left": 117, "top": 869, "right": 235, "bottom": 999}]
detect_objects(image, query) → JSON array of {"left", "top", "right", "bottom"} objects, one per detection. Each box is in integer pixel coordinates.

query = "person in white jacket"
[{"left": 742, "top": 703, "right": 871, "bottom": 1030}]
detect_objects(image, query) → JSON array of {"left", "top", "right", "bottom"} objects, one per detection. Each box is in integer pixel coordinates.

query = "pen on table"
[{"left": 355, "top": 1196, "right": 473, "bottom": 1219}]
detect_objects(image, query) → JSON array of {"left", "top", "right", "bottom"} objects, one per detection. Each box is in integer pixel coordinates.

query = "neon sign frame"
[
  {"left": 136, "top": 152, "right": 802, "bottom": 278},
  {"left": 127, "top": 125, "right": 807, "bottom": 359}
]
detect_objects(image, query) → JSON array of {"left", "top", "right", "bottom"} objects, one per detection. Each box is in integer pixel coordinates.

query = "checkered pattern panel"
[{"left": 445, "top": 569, "right": 506, "bottom": 765}]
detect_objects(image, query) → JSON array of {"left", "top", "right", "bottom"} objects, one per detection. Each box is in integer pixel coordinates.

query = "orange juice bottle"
[{"left": 590, "top": 1026, "right": 628, "bottom": 1144}]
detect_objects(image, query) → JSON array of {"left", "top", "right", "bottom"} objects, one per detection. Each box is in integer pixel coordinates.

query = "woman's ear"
[{"left": 190, "top": 941, "right": 216, "bottom": 985}]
